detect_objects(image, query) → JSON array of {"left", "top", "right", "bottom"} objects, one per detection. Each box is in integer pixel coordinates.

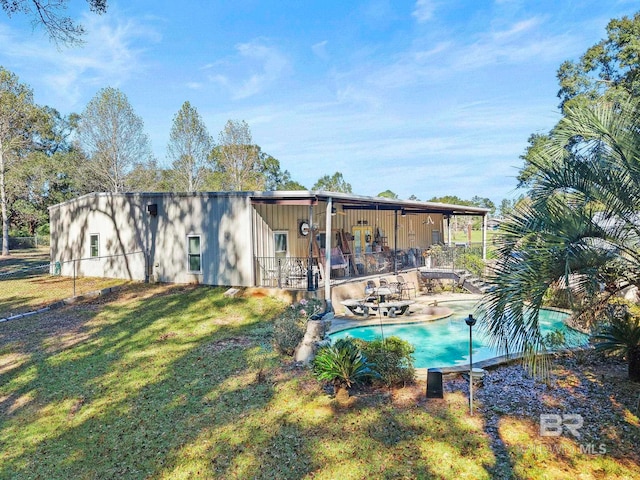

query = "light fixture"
[
  {"left": 465, "top": 314, "right": 477, "bottom": 415},
  {"left": 401, "top": 209, "right": 406, "bottom": 217},
  {"left": 331, "top": 206, "right": 337, "bottom": 216}
]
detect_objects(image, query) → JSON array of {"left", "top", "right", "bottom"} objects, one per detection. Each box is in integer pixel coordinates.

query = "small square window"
[
  {"left": 90, "top": 234, "right": 99, "bottom": 258},
  {"left": 188, "top": 235, "right": 201, "bottom": 272}
]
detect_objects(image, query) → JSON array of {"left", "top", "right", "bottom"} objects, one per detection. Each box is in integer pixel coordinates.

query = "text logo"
[{"left": 539, "top": 414, "right": 583, "bottom": 438}]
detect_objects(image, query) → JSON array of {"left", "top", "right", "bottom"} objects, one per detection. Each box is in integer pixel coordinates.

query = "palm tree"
[{"left": 482, "top": 94, "right": 640, "bottom": 379}]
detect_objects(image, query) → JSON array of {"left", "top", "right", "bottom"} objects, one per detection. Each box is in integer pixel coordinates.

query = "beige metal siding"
[
  {"left": 253, "top": 204, "right": 312, "bottom": 257},
  {"left": 49, "top": 193, "right": 255, "bottom": 287}
]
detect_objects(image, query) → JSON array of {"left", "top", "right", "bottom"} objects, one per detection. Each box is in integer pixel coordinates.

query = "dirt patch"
[{"left": 201, "top": 337, "right": 254, "bottom": 354}]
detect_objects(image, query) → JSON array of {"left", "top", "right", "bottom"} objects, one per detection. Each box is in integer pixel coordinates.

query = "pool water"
[{"left": 329, "top": 301, "right": 588, "bottom": 369}]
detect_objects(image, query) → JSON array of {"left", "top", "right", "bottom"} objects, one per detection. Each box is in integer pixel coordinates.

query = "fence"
[
  {"left": 0, "top": 251, "right": 146, "bottom": 319},
  {"left": 0, "top": 235, "right": 50, "bottom": 250},
  {"left": 255, "top": 256, "right": 320, "bottom": 290},
  {"left": 421, "top": 243, "right": 487, "bottom": 278},
  {"left": 255, "top": 249, "right": 424, "bottom": 289}
]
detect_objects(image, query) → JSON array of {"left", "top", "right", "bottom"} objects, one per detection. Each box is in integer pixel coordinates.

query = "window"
[
  {"left": 274, "top": 232, "right": 288, "bottom": 258},
  {"left": 187, "top": 235, "right": 202, "bottom": 272},
  {"left": 89, "top": 234, "right": 99, "bottom": 258}
]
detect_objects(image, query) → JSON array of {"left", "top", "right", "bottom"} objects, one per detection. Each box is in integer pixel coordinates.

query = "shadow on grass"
[
  {"left": 0, "top": 248, "right": 50, "bottom": 273},
  {"left": 0, "top": 284, "right": 292, "bottom": 478},
  {"left": 6, "top": 283, "right": 636, "bottom": 479},
  {"left": 1, "top": 282, "right": 506, "bottom": 479}
]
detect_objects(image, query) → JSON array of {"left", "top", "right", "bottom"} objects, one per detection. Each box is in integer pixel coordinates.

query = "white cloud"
[
  {"left": 0, "top": 11, "right": 160, "bottom": 108},
  {"left": 412, "top": 0, "right": 436, "bottom": 23},
  {"left": 232, "top": 41, "right": 290, "bottom": 99},
  {"left": 203, "top": 40, "right": 290, "bottom": 100},
  {"left": 312, "top": 40, "right": 329, "bottom": 60}
]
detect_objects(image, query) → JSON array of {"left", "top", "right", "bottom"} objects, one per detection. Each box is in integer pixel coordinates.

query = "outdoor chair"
[
  {"left": 364, "top": 280, "right": 377, "bottom": 301},
  {"left": 396, "top": 275, "right": 416, "bottom": 299},
  {"left": 379, "top": 277, "right": 401, "bottom": 299}
]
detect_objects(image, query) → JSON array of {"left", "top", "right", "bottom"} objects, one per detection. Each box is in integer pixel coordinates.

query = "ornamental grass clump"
[
  {"left": 273, "top": 298, "right": 323, "bottom": 356},
  {"left": 312, "top": 338, "right": 376, "bottom": 395}
]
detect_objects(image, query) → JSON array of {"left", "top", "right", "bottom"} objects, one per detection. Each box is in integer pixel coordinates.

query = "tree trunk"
[
  {"left": 334, "top": 383, "right": 350, "bottom": 404},
  {"left": 629, "top": 345, "right": 640, "bottom": 382},
  {"left": 0, "top": 148, "right": 8, "bottom": 256}
]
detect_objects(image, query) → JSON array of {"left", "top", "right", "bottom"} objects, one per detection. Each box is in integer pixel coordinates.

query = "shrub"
[
  {"left": 355, "top": 336, "right": 415, "bottom": 387},
  {"left": 456, "top": 251, "right": 485, "bottom": 278},
  {"left": 273, "top": 298, "right": 323, "bottom": 356},
  {"left": 312, "top": 338, "right": 376, "bottom": 391},
  {"left": 592, "top": 300, "right": 640, "bottom": 381}
]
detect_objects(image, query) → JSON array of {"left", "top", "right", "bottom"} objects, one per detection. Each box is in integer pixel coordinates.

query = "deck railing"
[
  {"left": 255, "top": 257, "right": 322, "bottom": 290},
  {"left": 255, "top": 249, "right": 424, "bottom": 290},
  {"left": 421, "top": 243, "right": 486, "bottom": 279}
]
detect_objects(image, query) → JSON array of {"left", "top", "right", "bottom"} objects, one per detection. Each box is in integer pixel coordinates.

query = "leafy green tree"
[
  {"left": 212, "top": 120, "right": 263, "bottom": 191},
  {"left": 522, "top": 12, "right": 640, "bottom": 188},
  {"left": 127, "top": 159, "right": 170, "bottom": 192},
  {"left": 427, "top": 195, "right": 472, "bottom": 206},
  {"left": 518, "top": 134, "right": 553, "bottom": 188},
  {"left": 312, "top": 172, "right": 352, "bottom": 193},
  {"left": 7, "top": 107, "right": 85, "bottom": 237},
  {"left": 471, "top": 196, "right": 495, "bottom": 215},
  {"left": 261, "top": 153, "right": 305, "bottom": 190},
  {"left": 497, "top": 197, "right": 523, "bottom": 217},
  {"left": 407, "top": 194, "right": 420, "bottom": 201},
  {"left": 0, "top": 67, "right": 42, "bottom": 255},
  {"left": 76, "top": 87, "right": 152, "bottom": 193},
  {"left": 354, "top": 337, "right": 415, "bottom": 387},
  {"left": 1, "top": 0, "right": 108, "bottom": 45},
  {"left": 482, "top": 94, "right": 640, "bottom": 377},
  {"left": 166, "top": 101, "right": 213, "bottom": 192},
  {"left": 377, "top": 190, "right": 398, "bottom": 199},
  {"left": 557, "top": 11, "right": 640, "bottom": 110}
]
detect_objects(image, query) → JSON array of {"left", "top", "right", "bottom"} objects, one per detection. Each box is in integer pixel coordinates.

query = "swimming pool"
[{"left": 329, "top": 300, "right": 588, "bottom": 369}]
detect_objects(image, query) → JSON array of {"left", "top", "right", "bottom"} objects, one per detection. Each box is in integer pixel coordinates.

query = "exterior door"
[{"left": 352, "top": 226, "right": 373, "bottom": 256}]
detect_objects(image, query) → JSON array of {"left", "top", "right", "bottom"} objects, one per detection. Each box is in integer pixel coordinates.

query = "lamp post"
[{"left": 465, "top": 314, "right": 476, "bottom": 415}]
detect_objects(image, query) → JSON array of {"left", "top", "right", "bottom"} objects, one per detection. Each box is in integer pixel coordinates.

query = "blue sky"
[{"left": 1, "top": 1, "right": 638, "bottom": 204}]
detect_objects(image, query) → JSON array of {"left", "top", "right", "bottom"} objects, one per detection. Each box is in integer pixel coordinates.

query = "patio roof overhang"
[{"left": 249, "top": 190, "right": 490, "bottom": 217}]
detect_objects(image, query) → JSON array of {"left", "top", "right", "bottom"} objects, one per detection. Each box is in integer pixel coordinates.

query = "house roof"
[
  {"left": 49, "top": 190, "right": 490, "bottom": 217},
  {"left": 249, "top": 190, "right": 490, "bottom": 217}
]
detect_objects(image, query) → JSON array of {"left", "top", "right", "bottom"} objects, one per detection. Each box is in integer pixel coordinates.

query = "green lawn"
[
  {"left": 0, "top": 247, "right": 50, "bottom": 273},
  {"left": 1, "top": 282, "right": 638, "bottom": 479},
  {"left": 0, "top": 248, "right": 131, "bottom": 318}
]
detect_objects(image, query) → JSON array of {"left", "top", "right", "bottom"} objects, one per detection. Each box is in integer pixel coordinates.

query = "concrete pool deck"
[
  {"left": 328, "top": 291, "right": 528, "bottom": 380},
  {"left": 329, "top": 292, "right": 483, "bottom": 333}
]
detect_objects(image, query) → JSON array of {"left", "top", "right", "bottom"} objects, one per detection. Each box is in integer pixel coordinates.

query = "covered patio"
[{"left": 250, "top": 191, "right": 490, "bottom": 309}]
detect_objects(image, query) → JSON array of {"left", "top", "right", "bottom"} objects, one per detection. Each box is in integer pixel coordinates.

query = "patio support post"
[
  {"left": 447, "top": 215, "right": 452, "bottom": 247},
  {"left": 307, "top": 203, "right": 315, "bottom": 291},
  {"left": 393, "top": 209, "right": 398, "bottom": 275},
  {"left": 324, "top": 197, "right": 333, "bottom": 312},
  {"left": 482, "top": 214, "right": 487, "bottom": 261}
]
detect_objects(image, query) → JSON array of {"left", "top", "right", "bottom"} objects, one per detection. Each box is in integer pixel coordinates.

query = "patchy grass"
[
  {"left": 0, "top": 249, "right": 130, "bottom": 317},
  {"left": 0, "top": 283, "right": 638, "bottom": 479},
  {"left": 0, "top": 247, "right": 50, "bottom": 273}
]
